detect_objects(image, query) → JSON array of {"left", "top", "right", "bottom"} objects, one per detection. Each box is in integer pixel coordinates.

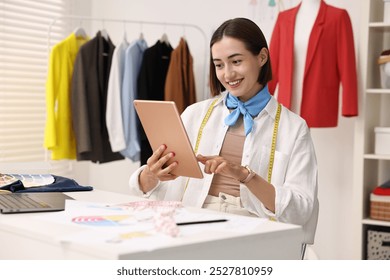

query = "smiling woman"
[{"left": 129, "top": 18, "right": 319, "bottom": 256}]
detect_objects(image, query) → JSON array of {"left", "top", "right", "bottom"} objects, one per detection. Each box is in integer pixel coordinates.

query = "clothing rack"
[
  {"left": 47, "top": 15, "right": 209, "bottom": 100},
  {"left": 45, "top": 15, "right": 210, "bottom": 167}
]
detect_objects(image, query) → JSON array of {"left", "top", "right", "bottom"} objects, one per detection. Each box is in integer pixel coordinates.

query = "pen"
[{"left": 176, "top": 219, "right": 228, "bottom": 226}]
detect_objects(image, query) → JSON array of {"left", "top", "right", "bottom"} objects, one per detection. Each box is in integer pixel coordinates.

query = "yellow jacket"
[{"left": 44, "top": 33, "right": 89, "bottom": 159}]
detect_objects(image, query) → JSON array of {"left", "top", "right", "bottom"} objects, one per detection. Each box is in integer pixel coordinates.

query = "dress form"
[{"left": 292, "top": 0, "right": 321, "bottom": 114}]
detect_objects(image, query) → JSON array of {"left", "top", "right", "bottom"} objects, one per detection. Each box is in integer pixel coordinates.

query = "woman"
[{"left": 129, "top": 18, "right": 318, "bottom": 246}]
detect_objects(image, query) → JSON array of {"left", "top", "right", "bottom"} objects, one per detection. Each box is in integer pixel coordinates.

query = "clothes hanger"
[
  {"left": 100, "top": 29, "right": 109, "bottom": 40},
  {"left": 160, "top": 33, "right": 169, "bottom": 44},
  {"left": 159, "top": 23, "right": 170, "bottom": 46},
  {"left": 122, "top": 21, "right": 128, "bottom": 43},
  {"left": 139, "top": 22, "right": 144, "bottom": 40},
  {"left": 160, "top": 33, "right": 172, "bottom": 47},
  {"left": 182, "top": 25, "right": 188, "bottom": 42},
  {"left": 101, "top": 20, "right": 109, "bottom": 40},
  {"left": 73, "top": 26, "right": 87, "bottom": 38}
]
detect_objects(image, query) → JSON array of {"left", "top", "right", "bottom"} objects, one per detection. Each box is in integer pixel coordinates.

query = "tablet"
[{"left": 133, "top": 100, "right": 203, "bottom": 179}]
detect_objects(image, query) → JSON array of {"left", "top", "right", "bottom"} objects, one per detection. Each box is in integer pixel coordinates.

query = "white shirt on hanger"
[{"left": 106, "top": 37, "right": 129, "bottom": 152}]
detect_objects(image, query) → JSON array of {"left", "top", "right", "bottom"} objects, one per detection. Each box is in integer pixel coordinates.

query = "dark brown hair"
[{"left": 209, "top": 18, "right": 272, "bottom": 96}]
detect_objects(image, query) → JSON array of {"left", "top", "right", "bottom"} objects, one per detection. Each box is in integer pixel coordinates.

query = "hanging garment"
[
  {"left": 120, "top": 38, "right": 148, "bottom": 161},
  {"left": 71, "top": 31, "right": 124, "bottom": 163},
  {"left": 44, "top": 32, "right": 89, "bottom": 160},
  {"left": 137, "top": 40, "right": 173, "bottom": 165},
  {"left": 164, "top": 37, "right": 197, "bottom": 114},
  {"left": 106, "top": 37, "right": 130, "bottom": 152},
  {"left": 268, "top": 0, "right": 358, "bottom": 127}
]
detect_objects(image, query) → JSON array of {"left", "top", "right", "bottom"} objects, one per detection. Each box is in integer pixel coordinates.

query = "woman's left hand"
[{"left": 196, "top": 154, "right": 246, "bottom": 181}]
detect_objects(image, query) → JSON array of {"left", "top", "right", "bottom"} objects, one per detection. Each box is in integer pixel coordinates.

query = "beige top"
[{"left": 208, "top": 116, "right": 245, "bottom": 197}]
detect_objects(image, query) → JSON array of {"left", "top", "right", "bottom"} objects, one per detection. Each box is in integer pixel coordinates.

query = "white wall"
[{"left": 72, "top": 0, "right": 363, "bottom": 259}]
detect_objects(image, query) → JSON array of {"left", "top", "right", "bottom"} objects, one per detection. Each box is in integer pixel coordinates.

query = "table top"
[{"left": 0, "top": 189, "right": 303, "bottom": 259}]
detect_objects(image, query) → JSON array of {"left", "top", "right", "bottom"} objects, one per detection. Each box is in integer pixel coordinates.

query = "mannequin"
[
  {"left": 269, "top": 0, "right": 358, "bottom": 127},
  {"left": 292, "top": 0, "right": 321, "bottom": 114}
]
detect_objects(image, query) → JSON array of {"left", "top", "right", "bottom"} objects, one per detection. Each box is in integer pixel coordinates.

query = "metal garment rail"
[{"left": 47, "top": 15, "right": 210, "bottom": 100}]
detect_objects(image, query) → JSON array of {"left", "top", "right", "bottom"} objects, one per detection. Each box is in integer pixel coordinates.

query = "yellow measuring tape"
[
  {"left": 267, "top": 103, "right": 281, "bottom": 222},
  {"left": 182, "top": 98, "right": 282, "bottom": 201},
  {"left": 267, "top": 103, "right": 281, "bottom": 184},
  {"left": 181, "top": 98, "right": 220, "bottom": 200},
  {"left": 194, "top": 98, "right": 221, "bottom": 154}
]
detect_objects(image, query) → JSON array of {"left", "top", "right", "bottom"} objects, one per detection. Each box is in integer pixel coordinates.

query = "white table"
[{"left": 0, "top": 189, "right": 303, "bottom": 259}]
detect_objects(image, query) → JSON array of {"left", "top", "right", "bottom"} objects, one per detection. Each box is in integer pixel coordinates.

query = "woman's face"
[{"left": 211, "top": 36, "right": 264, "bottom": 102}]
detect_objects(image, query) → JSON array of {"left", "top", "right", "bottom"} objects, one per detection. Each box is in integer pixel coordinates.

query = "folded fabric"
[
  {"left": 373, "top": 187, "right": 390, "bottom": 196},
  {"left": 373, "top": 182, "right": 390, "bottom": 196},
  {"left": 380, "top": 179, "right": 390, "bottom": 188},
  {"left": 0, "top": 175, "right": 93, "bottom": 193}
]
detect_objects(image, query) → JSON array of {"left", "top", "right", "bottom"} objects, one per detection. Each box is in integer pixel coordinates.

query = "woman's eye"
[
  {"left": 232, "top": 60, "right": 241, "bottom": 65},
  {"left": 214, "top": 63, "right": 223, "bottom": 69}
]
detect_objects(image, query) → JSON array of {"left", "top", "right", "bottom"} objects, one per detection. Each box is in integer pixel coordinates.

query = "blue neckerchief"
[{"left": 224, "top": 85, "right": 271, "bottom": 136}]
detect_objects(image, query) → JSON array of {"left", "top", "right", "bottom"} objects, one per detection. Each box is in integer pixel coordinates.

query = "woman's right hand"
[{"left": 139, "top": 145, "right": 178, "bottom": 192}]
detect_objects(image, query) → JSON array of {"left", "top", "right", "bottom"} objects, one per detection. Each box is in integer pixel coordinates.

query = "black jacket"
[
  {"left": 137, "top": 40, "right": 173, "bottom": 165},
  {"left": 71, "top": 31, "right": 124, "bottom": 163}
]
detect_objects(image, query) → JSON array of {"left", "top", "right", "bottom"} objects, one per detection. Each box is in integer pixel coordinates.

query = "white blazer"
[{"left": 129, "top": 92, "right": 319, "bottom": 244}]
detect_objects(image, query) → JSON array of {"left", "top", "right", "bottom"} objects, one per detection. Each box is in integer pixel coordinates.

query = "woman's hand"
[
  {"left": 196, "top": 154, "right": 247, "bottom": 182},
  {"left": 147, "top": 144, "right": 178, "bottom": 181},
  {"left": 139, "top": 145, "right": 178, "bottom": 192}
]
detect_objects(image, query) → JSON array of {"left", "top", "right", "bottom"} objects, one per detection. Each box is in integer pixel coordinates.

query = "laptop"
[
  {"left": 133, "top": 100, "right": 203, "bottom": 179},
  {"left": 0, "top": 192, "right": 73, "bottom": 214}
]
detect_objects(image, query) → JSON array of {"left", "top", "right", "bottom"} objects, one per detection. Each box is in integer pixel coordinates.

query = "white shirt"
[
  {"left": 106, "top": 37, "right": 129, "bottom": 152},
  {"left": 129, "top": 92, "right": 318, "bottom": 243}
]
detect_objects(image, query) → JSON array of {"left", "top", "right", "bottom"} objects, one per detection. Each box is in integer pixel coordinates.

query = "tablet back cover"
[{"left": 134, "top": 100, "right": 203, "bottom": 179}]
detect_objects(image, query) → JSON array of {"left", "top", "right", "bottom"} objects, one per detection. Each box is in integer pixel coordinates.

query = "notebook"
[
  {"left": 0, "top": 192, "right": 73, "bottom": 214},
  {"left": 133, "top": 100, "right": 203, "bottom": 179}
]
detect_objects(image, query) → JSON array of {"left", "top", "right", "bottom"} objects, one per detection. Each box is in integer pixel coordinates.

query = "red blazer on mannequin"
[{"left": 268, "top": 0, "right": 358, "bottom": 127}]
